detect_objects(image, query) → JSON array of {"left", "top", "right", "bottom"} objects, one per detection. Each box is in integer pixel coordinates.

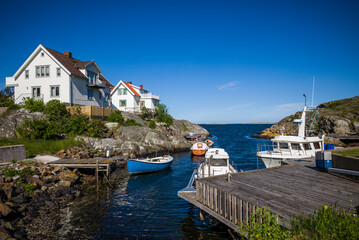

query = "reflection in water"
[{"left": 60, "top": 124, "right": 271, "bottom": 239}]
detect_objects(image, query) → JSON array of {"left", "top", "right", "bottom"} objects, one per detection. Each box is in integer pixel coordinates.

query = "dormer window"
[{"left": 87, "top": 71, "right": 97, "bottom": 84}]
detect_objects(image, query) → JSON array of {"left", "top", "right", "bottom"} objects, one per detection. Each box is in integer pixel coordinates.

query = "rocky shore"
[
  {"left": 0, "top": 160, "right": 128, "bottom": 239},
  {"left": 251, "top": 96, "right": 359, "bottom": 146}
]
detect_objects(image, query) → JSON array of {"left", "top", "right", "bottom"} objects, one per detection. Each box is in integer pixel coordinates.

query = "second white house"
[{"left": 111, "top": 81, "right": 160, "bottom": 113}]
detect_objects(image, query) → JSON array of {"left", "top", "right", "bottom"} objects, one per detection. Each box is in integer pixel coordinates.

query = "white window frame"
[
  {"left": 36, "top": 65, "right": 50, "bottom": 78},
  {"left": 56, "top": 68, "right": 61, "bottom": 77},
  {"left": 50, "top": 86, "right": 60, "bottom": 97}
]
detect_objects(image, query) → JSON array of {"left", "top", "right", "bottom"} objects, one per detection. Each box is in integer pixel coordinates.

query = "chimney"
[
  {"left": 63, "top": 52, "right": 72, "bottom": 58},
  {"left": 140, "top": 85, "right": 143, "bottom": 89},
  {"left": 128, "top": 81, "right": 132, "bottom": 84}
]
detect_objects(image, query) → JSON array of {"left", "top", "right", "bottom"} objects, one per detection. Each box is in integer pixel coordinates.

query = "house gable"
[
  {"left": 12, "top": 44, "right": 71, "bottom": 80},
  {"left": 111, "top": 80, "right": 140, "bottom": 97}
]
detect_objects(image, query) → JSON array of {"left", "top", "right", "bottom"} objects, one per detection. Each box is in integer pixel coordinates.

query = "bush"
[
  {"left": 124, "top": 119, "right": 142, "bottom": 126},
  {"left": 108, "top": 111, "right": 125, "bottom": 124},
  {"left": 149, "top": 120, "right": 156, "bottom": 129},
  {"left": 155, "top": 103, "right": 173, "bottom": 126},
  {"left": 86, "top": 120, "right": 107, "bottom": 138},
  {"left": 291, "top": 204, "right": 359, "bottom": 239},
  {"left": 24, "top": 97, "right": 45, "bottom": 112},
  {"left": 44, "top": 99, "right": 69, "bottom": 122},
  {"left": 238, "top": 206, "right": 290, "bottom": 240},
  {"left": 17, "top": 119, "right": 58, "bottom": 140},
  {"left": 67, "top": 114, "right": 89, "bottom": 136},
  {"left": 138, "top": 107, "right": 154, "bottom": 120}
]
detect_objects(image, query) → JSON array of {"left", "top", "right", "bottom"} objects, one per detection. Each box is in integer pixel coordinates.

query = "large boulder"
[{"left": 0, "top": 108, "right": 47, "bottom": 138}]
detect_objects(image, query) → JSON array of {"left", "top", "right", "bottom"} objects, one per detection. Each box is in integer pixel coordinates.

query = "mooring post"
[
  {"left": 200, "top": 210, "right": 205, "bottom": 221},
  {"left": 96, "top": 159, "right": 99, "bottom": 190}
]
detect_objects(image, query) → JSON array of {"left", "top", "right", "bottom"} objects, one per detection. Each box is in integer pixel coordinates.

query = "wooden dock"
[
  {"left": 49, "top": 158, "right": 119, "bottom": 176},
  {"left": 178, "top": 162, "right": 359, "bottom": 231}
]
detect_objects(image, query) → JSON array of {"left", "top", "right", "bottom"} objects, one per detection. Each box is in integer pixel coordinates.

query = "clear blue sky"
[{"left": 1, "top": 0, "right": 358, "bottom": 123}]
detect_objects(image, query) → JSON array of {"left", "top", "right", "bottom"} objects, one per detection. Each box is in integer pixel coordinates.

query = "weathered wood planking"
[
  {"left": 49, "top": 158, "right": 119, "bottom": 176},
  {"left": 180, "top": 163, "right": 359, "bottom": 231}
]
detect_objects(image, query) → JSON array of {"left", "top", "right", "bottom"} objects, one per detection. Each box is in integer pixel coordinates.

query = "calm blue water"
[{"left": 67, "top": 124, "right": 271, "bottom": 239}]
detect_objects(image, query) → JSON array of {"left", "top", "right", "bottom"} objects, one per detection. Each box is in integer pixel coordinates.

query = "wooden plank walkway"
[
  {"left": 178, "top": 162, "right": 359, "bottom": 231},
  {"left": 49, "top": 158, "right": 119, "bottom": 176}
]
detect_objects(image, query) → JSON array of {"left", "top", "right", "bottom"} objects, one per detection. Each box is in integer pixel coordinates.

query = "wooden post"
[
  {"left": 227, "top": 172, "right": 231, "bottom": 182},
  {"left": 239, "top": 199, "right": 243, "bottom": 224},
  {"left": 96, "top": 159, "right": 99, "bottom": 189},
  {"left": 200, "top": 210, "right": 205, "bottom": 221}
]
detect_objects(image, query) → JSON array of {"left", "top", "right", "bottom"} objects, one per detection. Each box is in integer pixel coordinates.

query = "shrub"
[
  {"left": 86, "top": 120, "right": 107, "bottom": 138},
  {"left": 67, "top": 114, "right": 89, "bottom": 136},
  {"left": 108, "top": 111, "right": 125, "bottom": 124},
  {"left": 238, "top": 206, "right": 290, "bottom": 240},
  {"left": 138, "top": 107, "right": 154, "bottom": 120},
  {"left": 291, "top": 204, "right": 359, "bottom": 239},
  {"left": 17, "top": 119, "right": 58, "bottom": 140},
  {"left": 155, "top": 103, "right": 173, "bottom": 126},
  {"left": 44, "top": 99, "right": 69, "bottom": 122},
  {"left": 24, "top": 97, "right": 45, "bottom": 112},
  {"left": 149, "top": 120, "right": 156, "bottom": 129},
  {"left": 124, "top": 119, "right": 141, "bottom": 126}
]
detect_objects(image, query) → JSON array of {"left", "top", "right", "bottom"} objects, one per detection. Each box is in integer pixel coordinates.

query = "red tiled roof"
[{"left": 123, "top": 82, "right": 140, "bottom": 97}]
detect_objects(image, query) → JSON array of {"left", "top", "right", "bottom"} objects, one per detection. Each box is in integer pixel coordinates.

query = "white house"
[
  {"left": 6, "top": 44, "right": 114, "bottom": 107},
  {"left": 110, "top": 80, "right": 160, "bottom": 112}
]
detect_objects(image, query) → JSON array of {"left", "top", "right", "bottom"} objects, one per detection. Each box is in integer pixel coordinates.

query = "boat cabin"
[{"left": 198, "top": 148, "right": 236, "bottom": 178}]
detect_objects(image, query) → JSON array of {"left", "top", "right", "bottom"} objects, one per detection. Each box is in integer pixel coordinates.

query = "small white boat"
[
  {"left": 190, "top": 142, "right": 209, "bottom": 156},
  {"left": 197, "top": 148, "right": 237, "bottom": 178},
  {"left": 179, "top": 148, "right": 237, "bottom": 193},
  {"left": 256, "top": 106, "right": 325, "bottom": 168}
]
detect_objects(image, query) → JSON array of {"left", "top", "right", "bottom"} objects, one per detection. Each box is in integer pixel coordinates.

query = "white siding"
[{"left": 10, "top": 50, "right": 71, "bottom": 104}]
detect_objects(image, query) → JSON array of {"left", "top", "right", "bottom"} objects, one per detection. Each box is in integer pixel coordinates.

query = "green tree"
[
  {"left": 0, "top": 87, "right": 14, "bottom": 107},
  {"left": 155, "top": 103, "right": 173, "bottom": 126},
  {"left": 24, "top": 97, "right": 45, "bottom": 112}
]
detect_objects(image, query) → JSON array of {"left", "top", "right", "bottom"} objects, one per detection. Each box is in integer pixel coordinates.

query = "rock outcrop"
[
  {"left": 252, "top": 96, "right": 359, "bottom": 146},
  {"left": 0, "top": 108, "right": 47, "bottom": 138}
]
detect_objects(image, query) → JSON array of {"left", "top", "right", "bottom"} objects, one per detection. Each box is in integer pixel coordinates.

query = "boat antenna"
[
  {"left": 311, "top": 76, "right": 315, "bottom": 108},
  {"left": 303, "top": 93, "right": 307, "bottom": 107}
]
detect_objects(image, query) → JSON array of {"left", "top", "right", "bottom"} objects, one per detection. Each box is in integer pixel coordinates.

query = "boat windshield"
[
  {"left": 303, "top": 143, "right": 311, "bottom": 150},
  {"left": 291, "top": 143, "right": 300, "bottom": 150},
  {"left": 279, "top": 143, "right": 289, "bottom": 149},
  {"left": 314, "top": 142, "right": 321, "bottom": 149},
  {"left": 209, "top": 159, "right": 228, "bottom": 166}
]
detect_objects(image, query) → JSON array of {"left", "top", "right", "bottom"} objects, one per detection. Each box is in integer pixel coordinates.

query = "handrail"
[
  {"left": 15, "top": 93, "right": 43, "bottom": 103},
  {"left": 178, "top": 169, "right": 198, "bottom": 193}
]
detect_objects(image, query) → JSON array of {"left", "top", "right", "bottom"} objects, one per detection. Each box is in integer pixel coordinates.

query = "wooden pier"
[
  {"left": 49, "top": 158, "right": 118, "bottom": 176},
  {"left": 178, "top": 162, "right": 359, "bottom": 231}
]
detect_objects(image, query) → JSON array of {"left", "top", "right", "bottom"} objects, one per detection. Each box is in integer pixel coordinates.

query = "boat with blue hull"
[{"left": 127, "top": 155, "right": 174, "bottom": 174}]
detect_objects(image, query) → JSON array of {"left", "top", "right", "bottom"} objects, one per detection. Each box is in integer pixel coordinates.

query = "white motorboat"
[
  {"left": 179, "top": 148, "right": 237, "bottom": 193},
  {"left": 197, "top": 148, "right": 237, "bottom": 178},
  {"left": 256, "top": 106, "right": 325, "bottom": 168}
]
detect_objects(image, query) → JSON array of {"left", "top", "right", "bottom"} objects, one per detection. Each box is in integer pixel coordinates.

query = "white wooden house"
[
  {"left": 110, "top": 80, "right": 160, "bottom": 112},
  {"left": 6, "top": 44, "right": 114, "bottom": 107}
]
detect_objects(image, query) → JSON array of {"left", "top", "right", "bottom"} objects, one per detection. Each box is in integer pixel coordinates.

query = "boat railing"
[
  {"left": 178, "top": 169, "right": 198, "bottom": 193},
  {"left": 257, "top": 143, "right": 283, "bottom": 155}
]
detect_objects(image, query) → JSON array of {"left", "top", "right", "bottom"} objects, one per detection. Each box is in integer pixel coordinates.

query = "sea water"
[{"left": 64, "top": 124, "right": 271, "bottom": 239}]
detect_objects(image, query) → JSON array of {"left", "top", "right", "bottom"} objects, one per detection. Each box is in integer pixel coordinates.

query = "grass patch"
[
  {"left": 333, "top": 147, "right": 359, "bottom": 158},
  {"left": 0, "top": 138, "right": 82, "bottom": 158}
]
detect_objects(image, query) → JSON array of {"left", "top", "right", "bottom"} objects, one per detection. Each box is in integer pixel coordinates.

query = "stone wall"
[{"left": 0, "top": 145, "right": 26, "bottom": 163}]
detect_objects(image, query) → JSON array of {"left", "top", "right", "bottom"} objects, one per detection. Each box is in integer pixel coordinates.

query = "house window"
[
  {"left": 25, "top": 70, "right": 29, "bottom": 79},
  {"left": 57, "top": 68, "right": 61, "bottom": 77},
  {"left": 32, "top": 87, "right": 41, "bottom": 98},
  {"left": 41, "top": 52, "right": 44, "bottom": 57},
  {"left": 120, "top": 100, "right": 127, "bottom": 107},
  {"left": 36, "top": 65, "right": 50, "bottom": 77},
  {"left": 51, "top": 86, "right": 60, "bottom": 97},
  {"left": 105, "top": 93, "right": 109, "bottom": 101},
  {"left": 87, "top": 71, "right": 97, "bottom": 84},
  {"left": 88, "top": 89, "right": 93, "bottom": 100},
  {"left": 118, "top": 88, "right": 127, "bottom": 95}
]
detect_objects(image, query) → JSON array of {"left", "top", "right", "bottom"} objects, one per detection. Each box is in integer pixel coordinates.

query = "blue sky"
[{"left": 1, "top": 0, "right": 358, "bottom": 123}]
